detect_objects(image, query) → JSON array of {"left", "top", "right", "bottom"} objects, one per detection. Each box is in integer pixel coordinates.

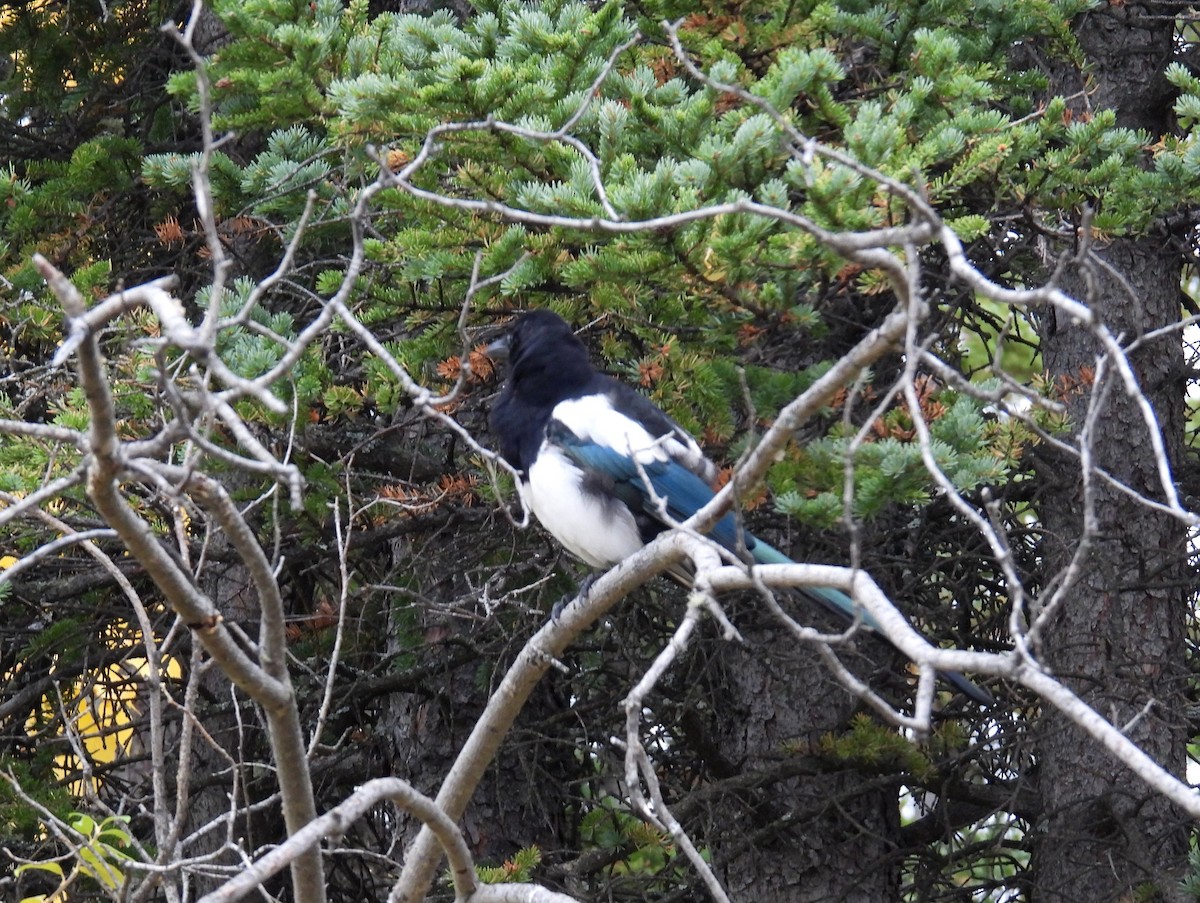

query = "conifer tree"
[{"left": 2, "top": 1, "right": 1198, "bottom": 901}]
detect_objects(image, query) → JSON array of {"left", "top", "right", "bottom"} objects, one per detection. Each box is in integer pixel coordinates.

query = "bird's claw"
[{"left": 550, "top": 573, "right": 599, "bottom": 621}]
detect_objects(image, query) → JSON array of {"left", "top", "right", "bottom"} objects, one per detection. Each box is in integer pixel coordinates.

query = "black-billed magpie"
[{"left": 487, "top": 310, "right": 991, "bottom": 705}]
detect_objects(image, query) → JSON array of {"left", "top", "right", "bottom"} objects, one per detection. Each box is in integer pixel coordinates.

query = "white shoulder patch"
[
  {"left": 551, "top": 396, "right": 667, "bottom": 464},
  {"left": 552, "top": 395, "right": 717, "bottom": 484}
]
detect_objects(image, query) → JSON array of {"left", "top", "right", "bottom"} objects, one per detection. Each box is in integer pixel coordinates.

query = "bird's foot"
[{"left": 550, "top": 573, "right": 599, "bottom": 621}]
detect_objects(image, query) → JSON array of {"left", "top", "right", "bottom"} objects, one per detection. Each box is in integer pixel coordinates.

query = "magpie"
[{"left": 487, "top": 309, "right": 991, "bottom": 705}]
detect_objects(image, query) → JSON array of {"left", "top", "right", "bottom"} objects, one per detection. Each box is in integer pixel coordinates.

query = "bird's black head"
[{"left": 488, "top": 310, "right": 594, "bottom": 402}]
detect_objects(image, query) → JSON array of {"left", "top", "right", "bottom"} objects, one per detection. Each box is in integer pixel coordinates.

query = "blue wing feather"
[{"left": 549, "top": 424, "right": 743, "bottom": 548}]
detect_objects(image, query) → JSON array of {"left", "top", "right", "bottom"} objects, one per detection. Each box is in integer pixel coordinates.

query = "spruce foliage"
[{"left": 3, "top": 0, "right": 1200, "bottom": 899}]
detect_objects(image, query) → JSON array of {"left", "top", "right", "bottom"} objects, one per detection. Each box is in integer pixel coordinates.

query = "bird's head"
[{"left": 486, "top": 310, "right": 593, "bottom": 397}]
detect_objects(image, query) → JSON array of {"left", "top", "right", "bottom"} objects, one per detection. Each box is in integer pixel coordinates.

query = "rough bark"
[
  {"left": 379, "top": 532, "right": 576, "bottom": 875},
  {"left": 1033, "top": 7, "right": 1190, "bottom": 899},
  {"left": 185, "top": 541, "right": 279, "bottom": 897},
  {"left": 706, "top": 609, "right": 900, "bottom": 902}
]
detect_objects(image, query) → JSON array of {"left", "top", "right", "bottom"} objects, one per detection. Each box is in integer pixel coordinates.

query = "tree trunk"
[
  {"left": 706, "top": 612, "right": 899, "bottom": 902},
  {"left": 185, "top": 546, "right": 280, "bottom": 897},
  {"left": 380, "top": 546, "right": 576, "bottom": 873},
  {"left": 1033, "top": 8, "right": 1189, "bottom": 898}
]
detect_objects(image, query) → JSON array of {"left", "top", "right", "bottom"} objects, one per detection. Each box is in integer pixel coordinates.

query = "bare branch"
[
  {"left": 390, "top": 532, "right": 695, "bottom": 903},
  {"left": 197, "top": 777, "right": 586, "bottom": 903},
  {"left": 33, "top": 251, "right": 326, "bottom": 903}
]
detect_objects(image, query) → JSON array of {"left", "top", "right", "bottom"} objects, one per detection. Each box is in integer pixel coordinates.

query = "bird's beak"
[{"left": 484, "top": 333, "right": 511, "bottom": 360}]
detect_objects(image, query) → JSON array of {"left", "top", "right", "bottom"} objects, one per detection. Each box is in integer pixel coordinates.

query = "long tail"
[{"left": 750, "top": 539, "right": 993, "bottom": 705}]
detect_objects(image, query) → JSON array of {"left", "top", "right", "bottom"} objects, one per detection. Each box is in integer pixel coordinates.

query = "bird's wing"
[
  {"left": 547, "top": 393, "right": 745, "bottom": 550},
  {"left": 598, "top": 377, "right": 719, "bottom": 485}
]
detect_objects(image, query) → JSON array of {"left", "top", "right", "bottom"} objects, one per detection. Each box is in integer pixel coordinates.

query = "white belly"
[{"left": 526, "top": 444, "right": 643, "bottom": 568}]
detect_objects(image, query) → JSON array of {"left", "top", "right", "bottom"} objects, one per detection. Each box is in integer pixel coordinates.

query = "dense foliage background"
[{"left": 2, "top": 0, "right": 1199, "bottom": 901}]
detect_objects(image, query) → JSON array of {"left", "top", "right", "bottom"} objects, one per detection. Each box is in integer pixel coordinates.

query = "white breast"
[{"left": 525, "top": 443, "right": 643, "bottom": 568}]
